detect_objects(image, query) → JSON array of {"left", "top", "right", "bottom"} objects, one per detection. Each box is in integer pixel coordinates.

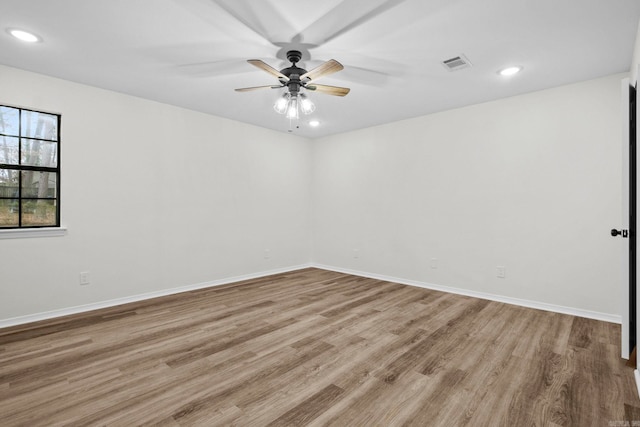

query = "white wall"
[
  {"left": 0, "top": 65, "right": 626, "bottom": 323},
  {"left": 312, "top": 74, "right": 624, "bottom": 317},
  {"left": 631, "top": 19, "right": 640, "bottom": 84},
  {"left": 0, "top": 65, "right": 312, "bottom": 321}
]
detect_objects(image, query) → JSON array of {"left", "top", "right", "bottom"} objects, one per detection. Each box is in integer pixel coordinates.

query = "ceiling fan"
[{"left": 235, "top": 50, "right": 350, "bottom": 120}]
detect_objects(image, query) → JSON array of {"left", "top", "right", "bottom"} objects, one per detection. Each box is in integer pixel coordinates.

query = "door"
[{"left": 617, "top": 77, "right": 636, "bottom": 359}]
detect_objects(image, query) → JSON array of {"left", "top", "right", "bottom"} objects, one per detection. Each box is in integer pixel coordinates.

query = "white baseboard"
[
  {"left": 0, "top": 263, "right": 313, "bottom": 329},
  {"left": 1, "top": 262, "right": 621, "bottom": 329},
  {"left": 311, "top": 263, "right": 622, "bottom": 324}
]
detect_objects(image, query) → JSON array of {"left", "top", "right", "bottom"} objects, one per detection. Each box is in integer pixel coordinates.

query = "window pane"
[
  {"left": 21, "top": 171, "right": 57, "bottom": 198},
  {"left": 0, "top": 136, "right": 19, "bottom": 164},
  {"left": 0, "top": 199, "right": 19, "bottom": 227},
  {"left": 22, "top": 199, "right": 57, "bottom": 226},
  {"left": 21, "top": 110, "right": 58, "bottom": 141},
  {"left": 1, "top": 106, "right": 61, "bottom": 228},
  {"left": 0, "top": 106, "right": 20, "bottom": 137},
  {"left": 0, "top": 169, "right": 19, "bottom": 197},
  {"left": 21, "top": 139, "right": 58, "bottom": 167}
]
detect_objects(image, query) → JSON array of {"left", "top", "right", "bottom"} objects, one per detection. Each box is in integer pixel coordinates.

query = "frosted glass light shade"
[
  {"left": 273, "top": 94, "right": 289, "bottom": 114},
  {"left": 300, "top": 94, "right": 315, "bottom": 115},
  {"left": 286, "top": 97, "right": 299, "bottom": 119}
]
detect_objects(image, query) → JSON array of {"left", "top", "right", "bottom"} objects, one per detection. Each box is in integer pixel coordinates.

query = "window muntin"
[{"left": 0, "top": 105, "right": 60, "bottom": 228}]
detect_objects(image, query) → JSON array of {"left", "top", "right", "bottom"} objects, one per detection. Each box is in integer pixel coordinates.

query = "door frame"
[{"left": 621, "top": 76, "right": 637, "bottom": 359}]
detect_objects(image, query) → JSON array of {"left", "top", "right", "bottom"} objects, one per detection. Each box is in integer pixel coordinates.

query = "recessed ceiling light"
[
  {"left": 309, "top": 120, "right": 320, "bottom": 127},
  {"left": 8, "top": 28, "right": 41, "bottom": 43},
  {"left": 498, "top": 66, "right": 522, "bottom": 77}
]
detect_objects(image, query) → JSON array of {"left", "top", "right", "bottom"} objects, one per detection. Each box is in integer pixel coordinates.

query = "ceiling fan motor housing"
[
  {"left": 281, "top": 50, "right": 307, "bottom": 96},
  {"left": 286, "top": 50, "right": 302, "bottom": 64}
]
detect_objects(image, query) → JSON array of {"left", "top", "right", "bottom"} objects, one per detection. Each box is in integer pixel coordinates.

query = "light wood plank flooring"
[{"left": 1, "top": 268, "right": 639, "bottom": 426}]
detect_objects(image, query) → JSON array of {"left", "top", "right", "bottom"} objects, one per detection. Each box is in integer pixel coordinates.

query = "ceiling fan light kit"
[
  {"left": 236, "top": 50, "right": 349, "bottom": 129},
  {"left": 286, "top": 96, "right": 299, "bottom": 120},
  {"left": 273, "top": 93, "right": 290, "bottom": 114},
  {"left": 299, "top": 94, "right": 315, "bottom": 114}
]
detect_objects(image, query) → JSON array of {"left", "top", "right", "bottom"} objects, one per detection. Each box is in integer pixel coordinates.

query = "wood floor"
[{"left": 1, "top": 268, "right": 639, "bottom": 426}]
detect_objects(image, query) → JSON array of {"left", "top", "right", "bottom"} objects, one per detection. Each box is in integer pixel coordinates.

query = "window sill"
[{"left": 0, "top": 227, "right": 67, "bottom": 239}]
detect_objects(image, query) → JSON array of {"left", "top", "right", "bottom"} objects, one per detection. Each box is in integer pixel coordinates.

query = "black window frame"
[{"left": 0, "top": 104, "right": 61, "bottom": 229}]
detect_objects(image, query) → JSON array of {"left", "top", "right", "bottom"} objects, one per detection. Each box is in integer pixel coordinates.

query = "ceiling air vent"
[{"left": 442, "top": 54, "right": 472, "bottom": 71}]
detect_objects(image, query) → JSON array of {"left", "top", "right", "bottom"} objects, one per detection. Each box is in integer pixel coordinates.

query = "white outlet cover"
[{"left": 79, "top": 272, "right": 90, "bottom": 285}]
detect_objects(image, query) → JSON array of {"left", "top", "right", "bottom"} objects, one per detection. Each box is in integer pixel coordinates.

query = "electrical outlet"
[
  {"left": 496, "top": 266, "right": 506, "bottom": 278},
  {"left": 79, "top": 271, "right": 90, "bottom": 285},
  {"left": 264, "top": 249, "right": 270, "bottom": 259},
  {"left": 430, "top": 258, "right": 438, "bottom": 269},
  {"left": 353, "top": 249, "right": 360, "bottom": 259}
]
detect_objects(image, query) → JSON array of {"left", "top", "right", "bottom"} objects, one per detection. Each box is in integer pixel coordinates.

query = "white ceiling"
[{"left": 1, "top": 0, "right": 640, "bottom": 139}]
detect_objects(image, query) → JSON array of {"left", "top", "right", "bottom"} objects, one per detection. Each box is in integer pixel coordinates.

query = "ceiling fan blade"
[
  {"left": 211, "top": 0, "right": 295, "bottom": 47},
  {"left": 247, "top": 59, "right": 288, "bottom": 81},
  {"left": 300, "top": 60, "right": 344, "bottom": 82},
  {"left": 304, "top": 58, "right": 396, "bottom": 86},
  {"left": 177, "top": 60, "right": 256, "bottom": 77},
  {"left": 295, "top": 0, "right": 408, "bottom": 46},
  {"left": 235, "top": 85, "right": 282, "bottom": 92},
  {"left": 305, "top": 84, "right": 350, "bottom": 97}
]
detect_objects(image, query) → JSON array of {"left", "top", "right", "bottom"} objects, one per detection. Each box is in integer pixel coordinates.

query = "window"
[{"left": 0, "top": 105, "right": 60, "bottom": 228}]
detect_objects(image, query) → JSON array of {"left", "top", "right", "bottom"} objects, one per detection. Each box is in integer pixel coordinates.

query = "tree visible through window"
[{"left": 0, "top": 105, "right": 60, "bottom": 228}]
